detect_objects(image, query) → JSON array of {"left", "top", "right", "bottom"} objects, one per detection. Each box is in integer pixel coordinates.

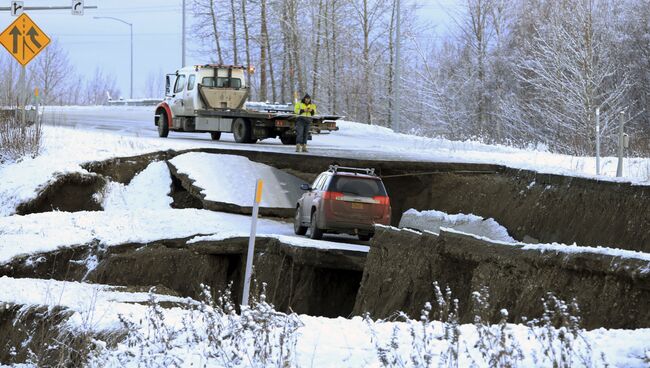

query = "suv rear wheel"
[
  {"left": 309, "top": 211, "right": 324, "bottom": 240},
  {"left": 294, "top": 207, "right": 308, "bottom": 235}
]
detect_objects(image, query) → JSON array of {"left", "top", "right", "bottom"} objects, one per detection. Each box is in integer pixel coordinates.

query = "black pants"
[{"left": 296, "top": 117, "right": 310, "bottom": 144}]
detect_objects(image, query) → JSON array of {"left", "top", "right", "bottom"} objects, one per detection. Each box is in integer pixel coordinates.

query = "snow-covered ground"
[
  {"left": 101, "top": 160, "right": 173, "bottom": 211},
  {"left": 2, "top": 276, "right": 649, "bottom": 367},
  {"left": 4, "top": 105, "right": 648, "bottom": 218},
  {"left": 399, "top": 209, "right": 516, "bottom": 243},
  {"left": 1, "top": 107, "right": 648, "bottom": 366},
  {"left": 170, "top": 152, "right": 306, "bottom": 209},
  {"left": 42, "top": 105, "right": 650, "bottom": 183},
  {"left": 0, "top": 126, "right": 201, "bottom": 217}
]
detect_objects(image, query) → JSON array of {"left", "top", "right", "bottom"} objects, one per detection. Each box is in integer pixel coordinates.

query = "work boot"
[
  {"left": 302, "top": 144, "right": 309, "bottom": 152},
  {"left": 295, "top": 144, "right": 302, "bottom": 152}
]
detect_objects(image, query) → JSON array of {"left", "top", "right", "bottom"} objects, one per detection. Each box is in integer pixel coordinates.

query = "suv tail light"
[
  {"left": 373, "top": 196, "right": 390, "bottom": 206},
  {"left": 323, "top": 191, "right": 344, "bottom": 200}
]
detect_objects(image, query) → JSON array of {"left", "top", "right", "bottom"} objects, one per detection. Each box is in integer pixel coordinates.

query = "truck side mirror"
[
  {"left": 165, "top": 75, "right": 171, "bottom": 96},
  {"left": 300, "top": 183, "right": 311, "bottom": 191}
]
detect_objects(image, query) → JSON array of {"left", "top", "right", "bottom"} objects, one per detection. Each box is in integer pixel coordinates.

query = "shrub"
[{"left": 0, "top": 115, "right": 42, "bottom": 164}]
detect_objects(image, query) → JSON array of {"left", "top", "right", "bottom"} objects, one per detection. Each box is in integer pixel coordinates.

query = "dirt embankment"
[
  {"left": 384, "top": 168, "right": 650, "bottom": 253},
  {"left": 16, "top": 172, "right": 106, "bottom": 215},
  {"left": 353, "top": 226, "right": 650, "bottom": 329},
  {"left": 1, "top": 237, "right": 365, "bottom": 318}
]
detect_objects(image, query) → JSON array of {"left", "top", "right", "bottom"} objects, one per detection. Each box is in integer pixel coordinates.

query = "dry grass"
[{"left": 0, "top": 113, "right": 42, "bottom": 163}]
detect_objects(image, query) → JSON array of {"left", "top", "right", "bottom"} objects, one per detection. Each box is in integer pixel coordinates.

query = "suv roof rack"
[{"left": 328, "top": 165, "right": 376, "bottom": 176}]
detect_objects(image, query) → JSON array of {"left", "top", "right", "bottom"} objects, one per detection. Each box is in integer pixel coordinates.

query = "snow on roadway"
[
  {"left": 1, "top": 275, "right": 649, "bottom": 367},
  {"left": 0, "top": 205, "right": 366, "bottom": 267},
  {"left": 101, "top": 160, "right": 173, "bottom": 211},
  {"left": 6, "top": 105, "right": 650, "bottom": 217},
  {"left": 42, "top": 105, "right": 650, "bottom": 183},
  {"left": 169, "top": 152, "right": 306, "bottom": 209},
  {"left": 399, "top": 208, "right": 516, "bottom": 243}
]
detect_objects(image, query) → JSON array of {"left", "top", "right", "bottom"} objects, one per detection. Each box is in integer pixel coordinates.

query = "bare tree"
[
  {"left": 30, "top": 40, "right": 73, "bottom": 105},
  {"left": 515, "top": 0, "right": 630, "bottom": 153},
  {"left": 144, "top": 69, "right": 165, "bottom": 98},
  {"left": 83, "top": 68, "right": 121, "bottom": 105}
]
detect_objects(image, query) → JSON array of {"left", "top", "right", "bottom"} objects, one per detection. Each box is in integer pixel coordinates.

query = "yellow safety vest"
[{"left": 294, "top": 102, "right": 317, "bottom": 116}]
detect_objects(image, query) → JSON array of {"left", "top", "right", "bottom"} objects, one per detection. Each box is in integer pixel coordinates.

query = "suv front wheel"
[{"left": 309, "top": 211, "right": 324, "bottom": 240}]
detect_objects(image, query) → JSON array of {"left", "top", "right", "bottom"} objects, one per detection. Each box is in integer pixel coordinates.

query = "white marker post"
[{"left": 242, "top": 179, "right": 263, "bottom": 306}]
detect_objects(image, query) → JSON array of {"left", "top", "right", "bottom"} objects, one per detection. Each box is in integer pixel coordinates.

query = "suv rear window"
[{"left": 328, "top": 176, "right": 386, "bottom": 197}]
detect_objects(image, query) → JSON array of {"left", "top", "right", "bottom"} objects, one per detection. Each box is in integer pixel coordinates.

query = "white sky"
[{"left": 1, "top": 0, "right": 458, "bottom": 98}]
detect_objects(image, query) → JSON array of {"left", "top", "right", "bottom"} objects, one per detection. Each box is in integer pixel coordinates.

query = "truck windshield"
[
  {"left": 328, "top": 177, "right": 387, "bottom": 197},
  {"left": 202, "top": 77, "right": 242, "bottom": 89}
]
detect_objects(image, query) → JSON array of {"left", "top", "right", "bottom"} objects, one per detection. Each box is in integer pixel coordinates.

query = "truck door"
[
  {"left": 183, "top": 74, "right": 196, "bottom": 115},
  {"left": 170, "top": 74, "right": 187, "bottom": 116}
]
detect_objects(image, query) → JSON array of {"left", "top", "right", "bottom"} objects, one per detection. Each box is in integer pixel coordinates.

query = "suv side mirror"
[{"left": 300, "top": 183, "right": 311, "bottom": 191}]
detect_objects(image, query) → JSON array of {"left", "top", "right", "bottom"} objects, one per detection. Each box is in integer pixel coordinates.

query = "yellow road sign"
[{"left": 0, "top": 13, "right": 50, "bottom": 66}]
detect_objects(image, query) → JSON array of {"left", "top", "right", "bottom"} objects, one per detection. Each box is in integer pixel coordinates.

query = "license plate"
[{"left": 351, "top": 203, "right": 364, "bottom": 209}]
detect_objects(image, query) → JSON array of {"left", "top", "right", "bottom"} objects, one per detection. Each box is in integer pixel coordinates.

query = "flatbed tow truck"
[{"left": 154, "top": 64, "right": 340, "bottom": 144}]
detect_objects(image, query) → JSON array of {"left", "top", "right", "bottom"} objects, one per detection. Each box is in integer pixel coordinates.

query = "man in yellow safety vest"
[{"left": 293, "top": 94, "right": 317, "bottom": 152}]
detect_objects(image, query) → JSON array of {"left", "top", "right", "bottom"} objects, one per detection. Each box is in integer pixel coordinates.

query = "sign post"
[{"left": 242, "top": 179, "right": 264, "bottom": 306}]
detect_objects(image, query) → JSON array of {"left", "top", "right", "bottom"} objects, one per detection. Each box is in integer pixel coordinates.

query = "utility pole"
[
  {"left": 390, "top": 0, "right": 401, "bottom": 132},
  {"left": 182, "top": 0, "right": 186, "bottom": 67},
  {"left": 595, "top": 107, "right": 600, "bottom": 175}
]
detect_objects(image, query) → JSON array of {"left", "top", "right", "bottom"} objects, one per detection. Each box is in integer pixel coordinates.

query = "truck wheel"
[
  {"left": 280, "top": 134, "right": 297, "bottom": 145},
  {"left": 233, "top": 118, "right": 253, "bottom": 143},
  {"left": 210, "top": 132, "right": 221, "bottom": 141},
  {"left": 294, "top": 207, "right": 308, "bottom": 236},
  {"left": 158, "top": 112, "right": 169, "bottom": 138},
  {"left": 309, "top": 211, "right": 324, "bottom": 240}
]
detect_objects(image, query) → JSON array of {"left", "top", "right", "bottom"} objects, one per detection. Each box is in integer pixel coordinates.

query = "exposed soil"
[
  {"left": 22, "top": 147, "right": 650, "bottom": 253},
  {"left": 15, "top": 172, "right": 106, "bottom": 215},
  {"left": 1, "top": 236, "right": 366, "bottom": 318},
  {"left": 354, "top": 226, "right": 650, "bottom": 329},
  {"left": 0, "top": 303, "right": 74, "bottom": 364},
  {"left": 8, "top": 146, "right": 650, "bottom": 327},
  {"left": 82, "top": 150, "right": 172, "bottom": 184},
  {"left": 0, "top": 244, "right": 94, "bottom": 281}
]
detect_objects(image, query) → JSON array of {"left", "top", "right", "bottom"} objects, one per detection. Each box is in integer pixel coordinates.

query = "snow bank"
[
  {"left": 0, "top": 125, "right": 205, "bottom": 217},
  {"left": 101, "top": 161, "right": 173, "bottom": 211},
  {"left": 169, "top": 152, "right": 306, "bottom": 209},
  {"left": 0, "top": 276, "right": 190, "bottom": 332},
  {"left": 399, "top": 208, "right": 516, "bottom": 243},
  {"left": 3, "top": 276, "right": 647, "bottom": 367},
  {"left": 0, "top": 209, "right": 366, "bottom": 265}
]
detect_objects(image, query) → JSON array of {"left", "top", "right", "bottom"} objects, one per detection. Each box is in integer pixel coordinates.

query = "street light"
[{"left": 94, "top": 16, "right": 133, "bottom": 99}]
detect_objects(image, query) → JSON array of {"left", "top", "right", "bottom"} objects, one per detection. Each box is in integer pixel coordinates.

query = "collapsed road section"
[
  {"left": 79, "top": 148, "right": 650, "bottom": 252},
  {"left": 3, "top": 147, "right": 650, "bottom": 328},
  {"left": 353, "top": 226, "right": 650, "bottom": 329}
]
